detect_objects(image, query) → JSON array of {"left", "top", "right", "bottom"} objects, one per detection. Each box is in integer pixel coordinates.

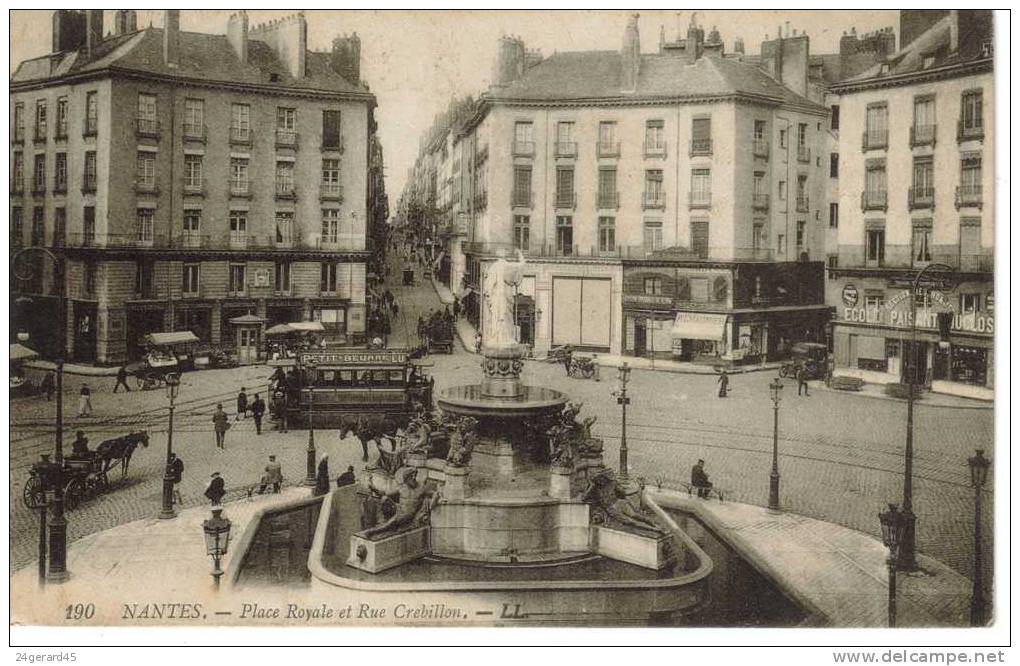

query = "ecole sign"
[{"left": 841, "top": 307, "right": 993, "bottom": 334}]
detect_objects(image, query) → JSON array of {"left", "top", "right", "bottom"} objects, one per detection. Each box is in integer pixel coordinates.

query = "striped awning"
[{"left": 671, "top": 312, "right": 728, "bottom": 341}]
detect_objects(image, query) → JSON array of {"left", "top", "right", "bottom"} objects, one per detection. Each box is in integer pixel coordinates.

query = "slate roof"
[
  {"left": 488, "top": 50, "right": 823, "bottom": 110},
  {"left": 11, "top": 27, "right": 368, "bottom": 95}
]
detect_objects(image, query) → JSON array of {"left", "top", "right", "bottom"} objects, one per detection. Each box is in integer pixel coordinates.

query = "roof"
[
  {"left": 488, "top": 50, "right": 823, "bottom": 110},
  {"left": 809, "top": 53, "right": 885, "bottom": 85},
  {"left": 11, "top": 27, "right": 368, "bottom": 95},
  {"left": 228, "top": 314, "right": 266, "bottom": 325},
  {"left": 10, "top": 343, "right": 39, "bottom": 361},
  {"left": 144, "top": 331, "right": 200, "bottom": 346}
]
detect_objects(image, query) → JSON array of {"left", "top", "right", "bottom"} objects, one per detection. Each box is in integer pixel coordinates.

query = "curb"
[
  {"left": 808, "top": 382, "right": 993, "bottom": 411},
  {"left": 24, "top": 360, "right": 120, "bottom": 377}
]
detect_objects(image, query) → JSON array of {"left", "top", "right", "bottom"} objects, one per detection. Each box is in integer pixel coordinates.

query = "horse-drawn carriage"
[
  {"left": 23, "top": 432, "right": 149, "bottom": 511},
  {"left": 129, "top": 331, "right": 200, "bottom": 389},
  {"left": 425, "top": 313, "right": 455, "bottom": 354}
]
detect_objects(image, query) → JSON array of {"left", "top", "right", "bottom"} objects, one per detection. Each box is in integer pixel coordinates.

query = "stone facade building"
[{"left": 10, "top": 10, "right": 378, "bottom": 364}]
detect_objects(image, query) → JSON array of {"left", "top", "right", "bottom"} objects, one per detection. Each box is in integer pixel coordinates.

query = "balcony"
[
  {"left": 910, "top": 124, "right": 936, "bottom": 147},
  {"left": 752, "top": 193, "right": 770, "bottom": 210},
  {"left": 276, "top": 129, "right": 299, "bottom": 149},
  {"left": 316, "top": 233, "right": 364, "bottom": 251},
  {"left": 12, "top": 128, "right": 24, "bottom": 144},
  {"left": 862, "top": 130, "right": 888, "bottom": 151},
  {"left": 274, "top": 232, "right": 295, "bottom": 249},
  {"left": 33, "top": 128, "right": 47, "bottom": 144},
  {"left": 182, "top": 123, "right": 206, "bottom": 143},
  {"left": 320, "top": 182, "right": 343, "bottom": 202},
  {"left": 11, "top": 179, "right": 24, "bottom": 195},
  {"left": 642, "top": 191, "right": 665, "bottom": 209},
  {"left": 955, "top": 184, "right": 983, "bottom": 209},
  {"left": 181, "top": 286, "right": 203, "bottom": 299},
  {"left": 134, "top": 180, "right": 159, "bottom": 196},
  {"left": 957, "top": 120, "right": 984, "bottom": 143},
  {"left": 597, "top": 191, "right": 619, "bottom": 210},
  {"left": 860, "top": 190, "right": 888, "bottom": 212},
  {"left": 31, "top": 232, "right": 46, "bottom": 247},
  {"left": 795, "top": 195, "right": 809, "bottom": 213},
  {"left": 230, "top": 126, "right": 252, "bottom": 145},
  {"left": 555, "top": 141, "right": 578, "bottom": 158},
  {"left": 512, "top": 141, "right": 535, "bottom": 157},
  {"left": 81, "top": 176, "right": 97, "bottom": 194},
  {"left": 136, "top": 117, "right": 160, "bottom": 139},
  {"left": 82, "top": 118, "right": 98, "bottom": 137},
  {"left": 52, "top": 232, "right": 65, "bottom": 248},
  {"left": 54, "top": 125, "right": 68, "bottom": 141},
  {"left": 796, "top": 145, "right": 811, "bottom": 163},
  {"left": 63, "top": 232, "right": 169, "bottom": 249},
  {"left": 228, "top": 233, "right": 249, "bottom": 250},
  {"left": 752, "top": 139, "right": 769, "bottom": 158},
  {"left": 229, "top": 181, "right": 251, "bottom": 198},
  {"left": 179, "top": 232, "right": 207, "bottom": 249},
  {"left": 53, "top": 179, "right": 67, "bottom": 195},
  {"left": 957, "top": 253, "right": 994, "bottom": 273},
  {"left": 321, "top": 135, "right": 345, "bottom": 153},
  {"left": 597, "top": 141, "right": 620, "bottom": 158},
  {"left": 183, "top": 178, "right": 206, "bottom": 196},
  {"left": 688, "top": 191, "right": 711, "bottom": 209},
  {"left": 31, "top": 181, "right": 46, "bottom": 197},
  {"left": 275, "top": 178, "right": 297, "bottom": 200},
  {"left": 689, "top": 138, "right": 712, "bottom": 156},
  {"left": 908, "top": 186, "right": 935, "bottom": 210},
  {"left": 511, "top": 191, "right": 534, "bottom": 209},
  {"left": 643, "top": 141, "right": 667, "bottom": 158},
  {"left": 554, "top": 192, "right": 576, "bottom": 210}
]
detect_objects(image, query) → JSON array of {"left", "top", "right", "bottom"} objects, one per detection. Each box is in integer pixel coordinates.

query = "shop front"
[{"left": 670, "top": 312, "right": 730, "bottom": 362}]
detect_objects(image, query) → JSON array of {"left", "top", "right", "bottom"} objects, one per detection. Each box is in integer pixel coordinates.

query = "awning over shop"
[
  {"left": 671, "top": 312, "right": 728, "bottom": 341},
  {"left": 10, "top": 343, "right": 39, "bottom": 361},
  {"left": 229, "top": 314, "right": 266, "bottom": 325},
  {"left": 265, "top": 321, "right": 326, "bottom": 336},
  {"left": 144, "top": 331, "right": 200, "bottom": 346}
]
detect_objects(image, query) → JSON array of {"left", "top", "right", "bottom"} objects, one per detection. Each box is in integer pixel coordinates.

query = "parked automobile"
[{"left": 779, "top": 342, "right": 829, "bottom": 380}]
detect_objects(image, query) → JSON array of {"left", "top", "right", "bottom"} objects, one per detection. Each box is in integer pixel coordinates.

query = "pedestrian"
[
  {"left": 70, "top": 430, "right": 90, "bottom": 457},
  {"left": 236, "top": 387, "right": 248, "bottom": 420},
  {"left": 336, "top": 465, "right": 357, "bottom": 488},
  {"left": 204, "top": 472, "right": 226, "bottom": 506},
  {"left": 392, "top": 302, "right": 399, "bottom": 319},
  {"left": 717, "top": 370, "right": 729, "bottom": 398},
  {"left": 168, "top": 453, "right": 184, "bottom": 505},
  {"left": 453, "top": 296, "right": 460, "bottom": 320},
  {"left": 825, "top": 354, "right": 835, "bottom": 388},
  {"left": 691, "top": 459, "right": 712, "bottom": 498},
  {"left": 212, "top": 403, "right": 229, "bottom": 449},
  {"left": 114, "top": 365, "right": 131, "bottom": 393},
  {"left": 251, "top": 393, "right": 266, "bottom": 435},
  {"left": 258, "top": 455, "right": 284, "bottom": 494},
  {"left": 474, "top": 331, "right": 482, "bottom": 354},
  {"left": 77, "top": 382, "right": 93, "bottom": 417},
  {"left": 40, "top": 373, "right": 54, "bottom": 402},
  {"left": 314, "top": 456, "right": 330, "bottom": 496},
  {"left": 797, "top": 364, "right": 810, "bottom": 396},
  {"left": 562, "top": 348, "right": 573, "bottom": 377},
  {"left": 417, "top": 316, "right": 426, "bottom": 345}
]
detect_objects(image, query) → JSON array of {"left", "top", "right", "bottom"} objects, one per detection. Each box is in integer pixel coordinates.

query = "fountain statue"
[{"left": 482, "top": 248, "right": 526, "bottom": 349}]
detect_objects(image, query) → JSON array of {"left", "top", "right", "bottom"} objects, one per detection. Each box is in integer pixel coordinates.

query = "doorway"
[
  {"left": 236, "top": 327, "right": 260, "bottom": 364},
  {"left": 633, "top": 318, "right": 647, "bottom": 357},
  {"left": 73, "top": 302, "right": 98, "bottom": 363},
  {"left": 901, "top": 341, "right": 930, "bottom": 385}
]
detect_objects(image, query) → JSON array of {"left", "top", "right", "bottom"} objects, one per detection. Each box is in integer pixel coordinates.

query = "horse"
[
  {"left": 338, "top": 415, "right": 401, "bottom": 462},
  {"left": 94, "top": 431, "right": 150, "bottom": 480}
]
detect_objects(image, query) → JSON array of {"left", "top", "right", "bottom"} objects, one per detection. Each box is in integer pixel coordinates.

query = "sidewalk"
[
  {"left": 24, "top": 360, "right": 120, "bottom": 376},
  {"left": 646, "top": 488, "right": 972, "bottom": 627},
  {"left": 810, "top": 379, "right": 993, "bottom": 411}
]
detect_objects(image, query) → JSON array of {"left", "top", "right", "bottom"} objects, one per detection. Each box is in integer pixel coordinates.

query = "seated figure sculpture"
[
  {"left": 360, "top": 468, "right": 440, "bottom": 539},
  {"left": 582, "top": 470, "right": 664, "bottom": 536}
]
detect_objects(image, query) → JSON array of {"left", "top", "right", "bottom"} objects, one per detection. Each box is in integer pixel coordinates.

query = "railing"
[
  {"left": 464, "top": 241, "right": 671, "bottom": 260},
  {"left": 227, "top": 233, "right": 249, "bottom": 250},
  {"left": 31, "top": 233, "right": 46, "bottom": 247},
  {"left": 907, "top": 186, "right": 934, "bottom": 210},
  {"left": 752, "top": 193, "right": 770, "bottom": 210},
  {"left": 644, "top": 141, "right": 666, "bottom": 157},
  {"left": 33, "top": 127, "right": 47, "bottom": 143},
  {"left": 511, "top": 191, "right": 534, "bottom": 209},
  {"left": 53, "top": 179, "right": 67, "bottom": 194},
  {"left": 643, "top": 191, "right": 666, "bottom": 209},
  {"left": 54, "top": 124, "right": 68, "bottom": 140},
  {"left": 134, "top": 180, "right": 159, "bottom": 195},
  {"left": 957, "top": 253, "right": 994, "bottom": 273},
  {"left": 182, "top": 123, "right": 206, "bottom": 142},
  {"left": 512, "top": 141, "right": 535, "bottom": 157},
  {"left": 315, "top": 233, "right": 364, "bottom": 250},
  {"left": 752, "top": 138, "right": 769, "bottom": 158},
  {"left": 32, "top": 180, "right": 46, "bottom": 196},
  {"left": 862, "top": 130, "right": 888, "bottom": 151},
  {"left": 181, "top": 286, "right": 203, "bottom": 299},
  {"left": 11, "top": 179, "right": 24, "bottom": 195},
  {"left": 796, "top": 145, "right": 811, "bottom": 163},
  {"left": 597, "top": 191, "right": 619, "bottom": 209},
  {"left": 860, "top": 190, "right": 888, "bottom": 211},
  {"left": 555, "top": 141, "right": 577, "bottom": 158},
  {"left": 229, "top": 181, "right": 251, "bottom": 197},
  {"left": 183, "top": 178, "right": 206, "bottom": 196},
  {"left": 12, "top": 128, "right": 24, "bottom": 144},
  {"left": 554, "top": 192, "right": 576, "bottom": 209},
  {"left": 957, "top": 120, "right": 984, "bottom": 142},
  {"left": 689, "top": 138, "right": 712, "bottom": 156},
  {"left": 275, "top": 129, "right": 298, "bottom": 148},
  {"left": 688, "top": 192, "right": 711, "bottom": 209},
  {"left": 274, "top": 233, "right": 294, "bottom": 249},
  {"left": 51, "top": 232, "right": 66, "bottom": 248},
  {"left": 83, "top": 118, "right": 98, "bottom": 137},
  {"left": 136, "top": 117, "right": 160, "bottom": 138},
  {"left": 320, "top": 182, "right": 343, "bottom": 201},
  {"left": 910, "top": 124, "right": 936, "bottom": 147},
  {"left": 597, "top": 141, "right": 620, "bottom": 158},
  {"left": 796, "top": 195, "right": 809, "bottom": 213},
  {"left": 955, "top": 184, "right": 982, "bottom": 209},
  {"left": 321, "top": 135, "right": 345, "bottom": 152},
  {"left": 63, "top": 232, "right": 170, "bottom": 249},
  {"left": 275, "top": 178, "right": 297, "bottom": 199},
  {"left": 230, "top": 126, "right": 252, "bottom": 144},
  {"left": 180, "top": 233, "right": 207, "bottom": 249}
]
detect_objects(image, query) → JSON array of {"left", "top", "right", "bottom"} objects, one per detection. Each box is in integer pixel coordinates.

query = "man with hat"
[{"left": 204, "top": 472, "right": 226, "bottom": 505}]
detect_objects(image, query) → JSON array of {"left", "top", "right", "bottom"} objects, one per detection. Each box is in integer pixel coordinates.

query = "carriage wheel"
[
  {"left": 64, "top": 477, "right": 84, "bottom": 511},
  {"left": 23, "top": 476, "right": 44, "bottom": 510}
]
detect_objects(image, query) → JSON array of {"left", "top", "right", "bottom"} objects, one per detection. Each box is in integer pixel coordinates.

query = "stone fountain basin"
[{"left": 437, "top": 384, "right": 567, "bottom": 418}]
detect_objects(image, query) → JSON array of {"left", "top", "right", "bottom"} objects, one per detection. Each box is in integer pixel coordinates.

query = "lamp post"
[
  {"left": 158, "top": 373, "right": 182, "bottom": 519},
  {"left": 303, "top": 357, "right": 318, "bottom": 486},
  {"left": 615, "top": 363, "right": 632, "bottom": 479},
  {"left": 899, "top": 262, "right": 953, "bottom": 570},
  {"left": 202, "top": 507, "right": 232, "bottom": 591},
  {"left": 32, "top": 454, "right": 56, "bottom": 588},
  {"left": 768, "top": 377, "right": 783, "bottom": 512},
  {"left": 12, "top": 246, "right": 69, "bottom": 583},
  {"left": 878, "top": 503, "right": 906, "bottom": 627},
  {"left": 968, "top": 449, "right": 990, "bottom": 626}
]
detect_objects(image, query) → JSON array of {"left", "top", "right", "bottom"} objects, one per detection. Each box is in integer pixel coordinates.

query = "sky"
[{"left": 10, "top": 9, "right": 900, "bottom": 209}]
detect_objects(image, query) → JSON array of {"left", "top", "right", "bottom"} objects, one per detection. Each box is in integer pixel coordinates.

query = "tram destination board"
[{"left": 300, "top": 349, "right": 409, "bottom": 365}]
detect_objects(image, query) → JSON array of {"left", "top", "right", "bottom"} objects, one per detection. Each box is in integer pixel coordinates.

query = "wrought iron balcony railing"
[{"left": 955, "top": 184, "right": 982, "bottom": 209}]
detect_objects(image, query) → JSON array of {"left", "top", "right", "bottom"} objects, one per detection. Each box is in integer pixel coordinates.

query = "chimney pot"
[{"left": 163, "top": 10, "right": 180, "bottom": 66}]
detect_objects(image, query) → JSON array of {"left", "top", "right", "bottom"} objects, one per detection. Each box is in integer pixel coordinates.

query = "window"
[
  {"left": 985, "top": 294, "right": 994, "bottom": 314},
  {"left": 277, "top": 107, "right": 296, "bottom": 130},
  {"left": 555, "top": 215, "right": 573, "bottom": 255},
  {"left": 556, "top": 121, "right": 575, "bottom": 156},
  {"left": 275, "top": 261, "right": 291, "bottom": 293},
  {"left": 514, "top": 121, "right": 533, "bottom": 144},
  {"left": 778, "top": 180, "right": 787, "bottom": 201},
  {"left": 275, "top": 211, "right": 294, "bottom": 245},
  {"left": 753, "top": 120, "right": 768, "bottom": 156},
  {"left": 12, "top": 152, "right": 24, "bottom": 192},
  {"left": 796, "top": 220, "right": 806, "bottom": 252},
  {"left": 31, "top": 207, "right": 44, "bottom": 245},
  {"left": 512, "top": 165, "right": 532, "bottom": 207},
  {"left": 35, "top": 99, "right": 47, "bottom": 140},
  {"left": 866, "top": 228, "right": 885, "bottom": 266},
  {"left": 13, "top": 102, "right": 24, "bottom": 142},
  {"left": 865, "top": 161, "right": 887, "bottom": 209},
  {"left": 911, "top": 157, "right": 934, "bottom": 208},
  {"left": 231, "top": 103, "right": 251, "bottom": 142},
  {"left": 691, "top": 220, "right": 709, "bottom": 259},
  {"left": 598, "top": 216, "right": 615, "bottom": 253},
  {"left": 513, "top": 215, "right": 530, "bottom": 251},
  {"left": 320, "top": 263, "right": 338, "bottom": 293},
  {"left": 643, "top": 277, "right": 663, "bottom": 296},
  {"left": 183, "top": 209, "right": 201, "bottom": 244},
  {"left": 777, "top": 234, "right": 786, "bottom": 255},
  {"left": 830, "top": 153, "right": 839, "bottom": 178},
  {"left": 184, "top": 155, "right": 203, "bottom": 190},
  {"left": 598, "top": 167, "right": 617, "bottom": 208},
  {"left": 754, "top": 120, "right": 767, "bottom": 141},
  {"left": 959, "top": 219, "right": 981, "bottom": 260},
  {"left": 11, "top": 207, "right": 23, "bottom": 246},
  {"left": 136, "top": 208, "right": 154, "bottom": 244},
  {"left": 690, "top": 168, "right": 711, "bottom": 207},
  {"left": 779, "top": 129, "right": 787, "bottom": 148},
  {"left": 912, "top": 96, "right": 935, "bottom": 145},
  {"left": 753, "top": 172, "right": 766, "bottom": 197},
  {"left": 322, "top": 208, "right": 340, "bottom": 243},
  {"left": 959, "top": 293, "right": 980, "bottom": 314},
  {"left": 826, "top": 254, "right": 838, "bottom": 278},
  {"left": 555, "top": 167, "right": 574, "bottom": 207},
  {"left": 136, "top": 93, "right": 157, "bottom": 134},
  {"left": 229, "top": 264, "right": 246, "bottom": 294},
  {"left": 83, "top": 261, "right": 96, "bottom": 296},
  {"left": 643, "top": 219, "right": 662, "bottom": 253},
  {"left": 644, "top": 169, "right": 664, "bottom": 207},
  {"left": 136, "top": 151, "right": 155, "bottom": 190},
  {"left": 84, "top": 91, "right": 98, "bottom": 135},
  {"left": 54, "top": 207, "right": 66, "bottom": 245},
  {"left": 83, "top": 206, "right": 95, "bottom": 242},
  {"left": 230, "top": 158, "right": 249, "bottom": 194},
  {"left": 753, "top": 221, "right": 766, "bottom": 254},
  {"left": 322, "top": 158, "right": 341, "bottom": 197},
  {"left": 797, "top": 123, "right": 807, "bottom": 147},
  {"left": 865, "top": 104, "right": 888, "bottom": 148},
  {"left": 865, "top": 292, "right": 885, "bottom": 321},
  {"left": 645, "top": 119, "right": 665, "bottom": 154},
  {"left": 55, "top": 97, "right": 68, "bottom": 137},
  {"left": 829, "top": 202, "right": 839, "bottom": 228},
  {"left": 598, "top": 121, "right": 617, "bottom": 155},
  {"left": 796, "top": 175, "right": 808, "bottom": 207},
  {"left": 830, "top": 105, "right": 840, "bottom": 131},
  {"left": 691, "top": 117, "right": 712, "bottom": 154},
  {"left": 184, "top": 98, "right": 204, "bottom": 137},
  {"left": 960, "top": 90, "right": 983, "bottom": 136},
  {"left": 922, "top": 54, "right": 935, "bottom": 69},
  {"left": 275, "top": 161, "right": 295, "bottom": 195},
  {"left": 322, "top": 109, "right": 342, "bottom": 149},
  {"left": 135, "top": 260, "right": 154, "bottom": 298},
  {"left": 32, "top": 154, "right": 46, "bottom": 192},
  {"left": 182, "top": 264, "right": 200, "bottom": 295},
  {"left": 229, "top": 210, "right": 247, "bottom": 243},
  {"left": 54, "top": 153, "right": 67, "bottom": 192}
]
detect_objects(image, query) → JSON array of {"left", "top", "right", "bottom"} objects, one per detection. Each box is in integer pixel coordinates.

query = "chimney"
[
  {"left": 163, "top": 10, "right": 180, "bottom": 66},
  {"left": 949, "top": 10, "right": 959, "bottom": 53},
  {"left": 734, "top": 36, "right": 745, "bottom": 55},
  {"left": 85, "top": 9, "right": 103, "bottom": 58},
  {"left": 227, "top": 11, "right": 249, "bottom": 65},
  {"left": 52, "top": 10, "right": 86, "bottom": 54},
  {"left": 115, "top": 10, "right": 137, "bottom": 35},
  {"left": 686, "top": 15, "right": 703, "bottom": 64},
  {"left": 331, "top": 33, "right": 362, "bottom": 85},
  {"left": 491, "top": 35, "right": 525, "bottom": 87},
  {"left": 249, "top": 12, "right": 308, "bottom": 78},
  {"left": 620, "top": 14, "right": 641, "bottom": 91}
]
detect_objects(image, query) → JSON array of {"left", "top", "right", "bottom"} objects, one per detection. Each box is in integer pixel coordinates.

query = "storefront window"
[{"left": 951, "top": 346, "right": 987, "bottom": 386}]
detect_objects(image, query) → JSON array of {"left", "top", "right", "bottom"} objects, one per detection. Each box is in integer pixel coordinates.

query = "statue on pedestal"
[
  {"left": 483, "top": 248, "right": 526, "bottom": 349},
  {"left": 360, "top": 469, "right": 440, "bottom": 539},
  {"left": 582, "top": 470, "right": 664, "bottom": 536},
  {"left": 445, "top": 416, "right": 478, "bottom": 467}
]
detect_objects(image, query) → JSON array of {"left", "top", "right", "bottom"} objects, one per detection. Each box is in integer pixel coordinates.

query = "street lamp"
[
  {"left": 878, "top": 503, "right": 906, "bottom": 627},
  {"left": 304, "top": 357, "right": 318, "bottom": 486},
  {"left": 968, "top": 449, "right": 991, "bottom": 626},
  {"left": 615, "top": 363, "right": 632, "bottom": 479},
  {"left": 158, "top": 373, "right": 182, "bottom": 519},
  {"left": 12, "top": 246, "right": 70, "bottom": 583},
  {"left": 768, "top": 377, "right": 783, "bottom": 512},
  {"left": 201, "top": 507, "right": 232, "bottom": 591}
]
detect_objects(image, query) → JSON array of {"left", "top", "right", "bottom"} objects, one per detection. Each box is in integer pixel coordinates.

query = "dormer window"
[{"left": 922, "top": 53, "right": 935, "bottom": 69}]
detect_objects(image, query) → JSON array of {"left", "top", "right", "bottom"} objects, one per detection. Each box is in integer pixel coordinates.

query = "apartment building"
[
  {"left": 10, "top": 10, "right": 377, "bottom": 363},
  {"left": 827, "top": 10, "right": 994, "bottom": 398}
]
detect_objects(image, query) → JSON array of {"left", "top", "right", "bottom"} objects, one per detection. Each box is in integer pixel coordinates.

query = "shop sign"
[
  {"left": 841, "top": 284, "right": 859, "bottom": 307},
  {"left": 623, "top": 294, "right": 673, "bottom": 308},
  {"left": 841, "top": 306, "right": 993, "bottom": 334},
  {"left": 302, "top": 350, "right": 408, "bottom": 365}
]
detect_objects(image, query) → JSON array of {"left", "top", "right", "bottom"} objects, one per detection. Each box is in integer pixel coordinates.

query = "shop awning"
[
  {"left": 144, "top": 331, "right": 200, "bottom": 346},
  {"left": 229, "top": 314, "right": 266, "bottom": 325},
  {"left": 671, "top": 313, "right": 728, "bottom": 341},
  {"left": 289, "top": 321, "right": 325, "bottom": 332},
  {"left": 10, "top": 343, "right": 39, "bottom": 361}
]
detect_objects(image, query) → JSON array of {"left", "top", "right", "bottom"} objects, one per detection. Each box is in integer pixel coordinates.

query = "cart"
[{"left": 23, "top": 456, "right": 106, "bottom": 512}]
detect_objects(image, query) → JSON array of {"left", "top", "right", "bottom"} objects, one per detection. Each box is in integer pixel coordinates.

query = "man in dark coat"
[
  {"left": 314, "top": 456, "right": 330, "bottom": 497},
  {"left": 204, "top": 472, "right": 226, "bottom": 505},
  {"left": 797, "top": 364, "right": 810, "bottom": 396},
  {"left": 169, "top": 453, "right": 184, "bottom": 505},
  {"left": 40, "top": 373, "right": 54, "bottom": 402},
  {"left": 251, "top": 393, "right": 266, "bottom": 434},
  {"left": 114, "top": 365, "right": 132, "bottom": 393},
  {"left": 717, "top": 370, "right": 729, "bottom": 398},
  {"left": 236, "top": 387, "right": 248, "bottom": 420},
  {"left": 336, "top": 465, "right": 357, "bottom": 488},
  {"left": 691, "top": 459, "right": 712, "bottom": 498},
  {"left": 212, "top": 403, "right": 229, "bottom": 449}
]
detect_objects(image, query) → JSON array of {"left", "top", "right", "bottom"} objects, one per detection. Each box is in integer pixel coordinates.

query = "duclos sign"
[{"left": 840, "top": 284, "right": 993, "bottom": 334}]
